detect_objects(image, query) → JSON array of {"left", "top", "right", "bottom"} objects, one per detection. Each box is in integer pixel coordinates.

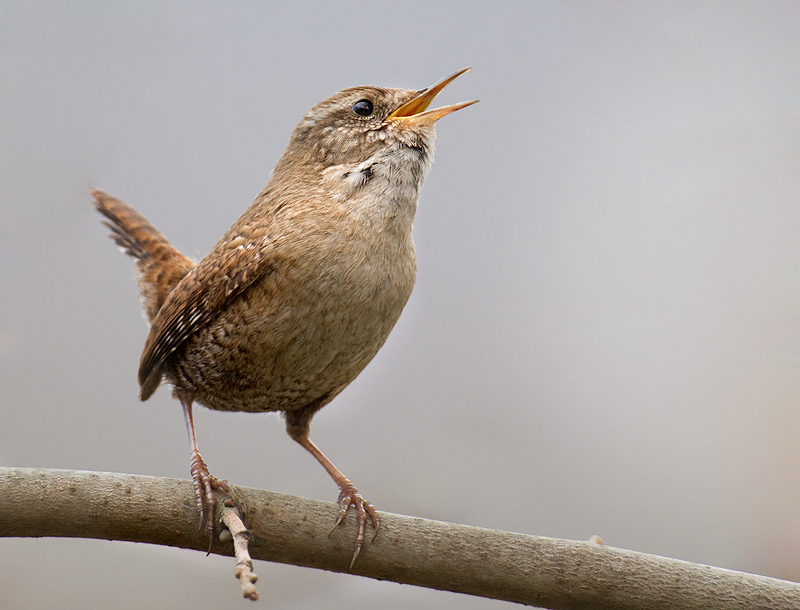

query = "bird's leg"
[
  {"left": 288, "top": 424, "right": 380, "bottom": 568},
  {"left": 181, "top": 398, "right": 232, "bottom": 548}
]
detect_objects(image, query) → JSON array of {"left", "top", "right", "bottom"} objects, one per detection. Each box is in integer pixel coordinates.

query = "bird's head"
[{"left": 279, "top": 68, "right": 478, "bottom": 170}]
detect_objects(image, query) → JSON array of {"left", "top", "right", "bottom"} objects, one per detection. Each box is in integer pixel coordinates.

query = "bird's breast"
[{"left": 171, "top": 194, "right": 417, "bottom": 414}]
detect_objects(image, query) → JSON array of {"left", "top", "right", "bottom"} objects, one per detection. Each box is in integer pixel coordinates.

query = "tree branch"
[{"left": 0, "top": 467, "right": 797, "bottom": 608}]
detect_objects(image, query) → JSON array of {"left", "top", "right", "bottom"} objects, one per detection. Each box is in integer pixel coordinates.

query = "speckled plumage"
[
  {"left": 92, "top": 69, "right": 476, "bottom": 564},
  {"left": 141, "top": 88, "right": 430, "bottom": 417}
]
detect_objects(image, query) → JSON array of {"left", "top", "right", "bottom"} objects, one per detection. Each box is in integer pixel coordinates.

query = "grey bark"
[{"left": 0, "top": 467, "right": 797, "bottom": 609}]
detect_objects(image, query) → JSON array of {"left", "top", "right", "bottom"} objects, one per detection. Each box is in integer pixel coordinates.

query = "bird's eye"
[{"left": 352, "top": 99, "right": 374, "bottom": 116}]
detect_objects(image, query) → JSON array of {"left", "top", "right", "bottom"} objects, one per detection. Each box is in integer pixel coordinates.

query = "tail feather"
[{"left": 91, "top": 188, "right": 194, "bottom": 323}]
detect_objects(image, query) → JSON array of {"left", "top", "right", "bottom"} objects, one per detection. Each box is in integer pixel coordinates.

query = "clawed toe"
[
  {"left": 189, "top": 450, "right": 231, "bottom": 549},
  {"left": 331, "top": 481, "right": 380, "bottom": 568},
  {"left": 290, "top": 434, "right": 380, "bottom": 568}
]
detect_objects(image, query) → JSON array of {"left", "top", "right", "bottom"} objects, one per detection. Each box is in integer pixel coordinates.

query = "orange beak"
[{"left": 388, "top": 67, "right": 478, "bottom": 124}]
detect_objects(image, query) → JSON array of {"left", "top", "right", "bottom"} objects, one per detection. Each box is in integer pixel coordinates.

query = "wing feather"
[{"left": 137, "top": 234, "right": 275, "bottom": 400}]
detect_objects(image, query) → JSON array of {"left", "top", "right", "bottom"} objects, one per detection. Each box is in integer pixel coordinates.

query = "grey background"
[{"left": 1, "top": 1, "right": 798, "bottom": 608}]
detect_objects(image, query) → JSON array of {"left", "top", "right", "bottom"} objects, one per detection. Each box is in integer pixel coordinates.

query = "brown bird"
[{"left": 92, "top": 68, "right": 476, "bottom": 565}]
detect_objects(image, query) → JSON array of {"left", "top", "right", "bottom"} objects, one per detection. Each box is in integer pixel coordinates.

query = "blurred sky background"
[{"left": 1, "top": 1, "right": 798, "bottom": 608}]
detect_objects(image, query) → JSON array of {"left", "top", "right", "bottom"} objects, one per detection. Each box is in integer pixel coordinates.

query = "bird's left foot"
[{"left": 331, "top": 479, "right": 380, "bottom": 569}]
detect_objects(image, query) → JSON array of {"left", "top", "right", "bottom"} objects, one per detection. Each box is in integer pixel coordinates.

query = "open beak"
[{"left": 388, "top": 67, "right": 478, "bottom": 124}]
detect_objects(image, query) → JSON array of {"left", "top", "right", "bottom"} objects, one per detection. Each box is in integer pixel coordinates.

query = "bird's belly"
[{"left": 168, "top": 261, "right": 414, "bottom": 413}]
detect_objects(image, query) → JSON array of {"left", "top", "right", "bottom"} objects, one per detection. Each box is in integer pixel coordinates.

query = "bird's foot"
[
  {"left": 189, "top": 449, "right": 232, "bottom": 550},
  {"left": 330, "top": 479, "right": 380, "bottom": 569}
]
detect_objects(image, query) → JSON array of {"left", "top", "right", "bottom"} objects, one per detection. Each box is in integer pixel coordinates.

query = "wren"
[{"left": 92, "top": 68, "right": 477, "bottom": 565}]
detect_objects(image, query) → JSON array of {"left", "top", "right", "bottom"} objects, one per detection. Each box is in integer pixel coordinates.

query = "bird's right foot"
[{"left": 188, "top": 449, "right": 232, "bottom": 549}]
